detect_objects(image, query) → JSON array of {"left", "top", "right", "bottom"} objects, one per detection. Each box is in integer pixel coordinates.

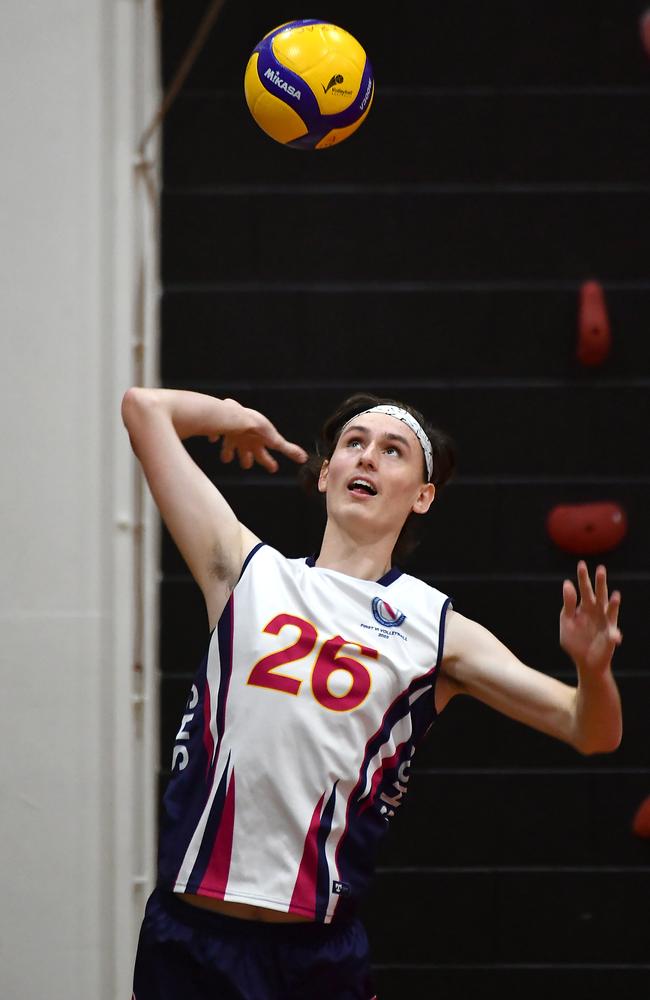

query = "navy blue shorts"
[{"left": 132, "top": 888, "right": 377, "bottom": 1000}]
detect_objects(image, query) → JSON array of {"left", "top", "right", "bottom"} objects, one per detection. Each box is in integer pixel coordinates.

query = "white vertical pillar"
[
  {"left": 0, "top": 2, "right": 160, "bottom": 997},
  {"left": 110, "top": 1, "right": 162, "bottom": 991}
]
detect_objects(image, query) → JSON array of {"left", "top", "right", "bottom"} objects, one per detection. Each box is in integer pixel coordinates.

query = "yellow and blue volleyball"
[{"left": 244, "top": 20, "right": 374, "bottom": 149}]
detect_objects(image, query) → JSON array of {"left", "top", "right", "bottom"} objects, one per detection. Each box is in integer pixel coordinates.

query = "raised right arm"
[{"left": 121, "top": 388, "right": 307, "bottom": 627}]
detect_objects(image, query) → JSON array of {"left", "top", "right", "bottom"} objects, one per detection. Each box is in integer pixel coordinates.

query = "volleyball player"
[{"left": 122, "top": 387, "right": 623, "bottom": 1000}]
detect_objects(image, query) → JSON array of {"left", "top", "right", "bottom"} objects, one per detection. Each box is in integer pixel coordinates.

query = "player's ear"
[
  {"left": 317, "top": 459, "right": 329, "bottom": 494},
  {"left": 412, "top": 482, "right": 435, "bottom": 515}
]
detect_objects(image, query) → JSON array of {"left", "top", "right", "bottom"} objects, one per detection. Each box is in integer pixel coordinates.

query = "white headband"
[{"left": 342, "top": 405, "right": 433, "bottom": 481}]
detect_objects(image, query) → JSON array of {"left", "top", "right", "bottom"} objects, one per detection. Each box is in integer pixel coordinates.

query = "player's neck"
[{"left": 315, "top": 523, "right": 395, "bottom": 582}]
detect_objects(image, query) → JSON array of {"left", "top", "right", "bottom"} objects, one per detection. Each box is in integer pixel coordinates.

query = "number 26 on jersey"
[{"left": 247, "top": 613, "right": 378, "bottom": 713}]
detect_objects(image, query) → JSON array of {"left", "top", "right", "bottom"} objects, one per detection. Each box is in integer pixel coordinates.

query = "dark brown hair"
[{"left": 299, "top": 393, "right": 456, "bottom": 563}]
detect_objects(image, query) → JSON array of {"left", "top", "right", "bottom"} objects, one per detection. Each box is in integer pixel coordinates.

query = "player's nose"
[{"left": 357, "top": 442, "right": 378, "bottom": 468}]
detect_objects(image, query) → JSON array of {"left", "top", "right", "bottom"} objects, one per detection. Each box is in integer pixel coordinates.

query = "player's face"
[{"left": 318, "top": 412, "right": 435, "bottom": 543}]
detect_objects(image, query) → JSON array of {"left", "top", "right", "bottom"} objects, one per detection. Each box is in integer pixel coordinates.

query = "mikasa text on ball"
[{"left": 244, "top": 19, "right": 374, "bottom": 149}]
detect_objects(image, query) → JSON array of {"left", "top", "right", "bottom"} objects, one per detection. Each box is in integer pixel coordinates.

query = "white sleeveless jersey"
[{"left": 158, "top": 543, "right": 451, "bottom": 923}]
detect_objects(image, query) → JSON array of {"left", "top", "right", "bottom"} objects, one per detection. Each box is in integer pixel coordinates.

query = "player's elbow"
[
  {"left": 121, "top": 387, "right": 164, "bottom": 459},
  {"left": 573, "top": 728, "right": 622, "bottom": 756},
  {"left": 121, "top": 386, "right": 158, "bottom": 428}
]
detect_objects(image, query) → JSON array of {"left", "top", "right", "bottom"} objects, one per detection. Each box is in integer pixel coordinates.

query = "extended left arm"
[{"left": 440, "top": 562, "right": 623, "bottom": 755}]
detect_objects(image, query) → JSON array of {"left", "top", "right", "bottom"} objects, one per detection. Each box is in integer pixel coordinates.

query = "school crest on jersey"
[{"left": 371, "top": 596, "right": 406, "bottom": 628}]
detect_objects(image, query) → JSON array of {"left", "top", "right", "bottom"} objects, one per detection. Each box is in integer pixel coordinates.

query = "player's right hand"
[{"left": 210, "top": 398, "right": 308, "bottom": 473}]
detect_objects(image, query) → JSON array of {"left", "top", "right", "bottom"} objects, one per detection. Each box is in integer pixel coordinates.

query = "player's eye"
[
  {"left": 385, "top": 445, "right": 400, "bottom": 456},
  {"left": 347, "top": 437, "right": 362, "bottom": 448}
]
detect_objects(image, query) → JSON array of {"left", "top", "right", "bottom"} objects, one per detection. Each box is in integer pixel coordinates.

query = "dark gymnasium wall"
[{"left": 158, "top": 3, "right": 650, "bottom": 996}]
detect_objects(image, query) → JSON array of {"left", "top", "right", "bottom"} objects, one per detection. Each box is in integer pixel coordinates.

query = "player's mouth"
[{"left": 347, "top": 477, "right": 378, "bottom": 498}]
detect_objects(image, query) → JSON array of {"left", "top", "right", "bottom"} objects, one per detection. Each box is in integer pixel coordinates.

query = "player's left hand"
[{"left": 560, "top": 561, "right": 622, "bottom": 675}]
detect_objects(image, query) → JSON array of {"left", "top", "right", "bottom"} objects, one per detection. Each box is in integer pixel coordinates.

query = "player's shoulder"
[
  {"left": 393, "top": 567, "right": 450, "bottom": 606},
  {"left": 235, "top": 537, "right": 307, "bottom": 583}
]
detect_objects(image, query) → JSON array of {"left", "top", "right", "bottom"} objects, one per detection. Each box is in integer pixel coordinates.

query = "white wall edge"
[{"left": 107, "top": 1, "right": 160, "bottom": 995}]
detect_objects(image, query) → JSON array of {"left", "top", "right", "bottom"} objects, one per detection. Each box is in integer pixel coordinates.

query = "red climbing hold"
[
  {"left": 546, "top": 502, "right": 627, "bottom": 555},
  {"left": 632, "top": 795, "right": 650, "bottom": 839},
  {"left": 640, "top": 9, "right": 650, "bottom": 58},
  {"left": 577, "top": 281, "right": 611, "bottom": 367}
]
